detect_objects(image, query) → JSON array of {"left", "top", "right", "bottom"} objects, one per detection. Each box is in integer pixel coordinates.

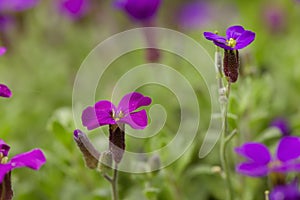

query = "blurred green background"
[{"left": 1, "top": 0, "right": 300, "bottom": 199}]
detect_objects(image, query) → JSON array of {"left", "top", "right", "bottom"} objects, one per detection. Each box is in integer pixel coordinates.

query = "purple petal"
[
  {"left": 118, "top": 110, "right": 148, "bottom": 129},
  {"left": 0, "top": 47, "right": 6, "bottom": 56},
  {"left": 236, "top": 162, "right": 269, "bottom": 177},
  {"left": 0, "top": 84, "right": 12, "bottom": 98},
  {"left": 0, "top": 140, "right": 10, "bottom": 157},
  {"left": 235, "top": 31, "right": 255, "bottom": 49},
  {"left": 270, "top": 118, "right": 291, "bottom": 136},
  {"left": 0, "top": 0, "right": 39, "bottom": 12},
  {"left": 203, "top": 32, "right": 227, "bottom": 44},
  {"left": 178, "top": 2, "right": 211, "bottom": 30},
  {"left": 235, "top": 142, "right": 271, "bottom": 164},
  {"left": 59, "top": 0, "right": 89, "bottom": 20},
  {"left": 269, "top": 180, "right": 300, "bottom": 200},
  {"left": 0, "top": 164, "right": 13, "bottom": 183},
  {"left": 9, "top": 149, "right": 46, "bottom": 170},
  {"left": 117, "top": 92, "right": 151, "bottom": 114},
  {"left": 115, "top": 0, "right": 161, "bottom": 21},
  {"left": 226, "top": 25, "right": 245, "bottom": 39},
  {"left": 81, "top": 101, "right": 116, "bottom": 130},
  {"left": 276, "top": 136, "right": 300, "bottom": 162}
]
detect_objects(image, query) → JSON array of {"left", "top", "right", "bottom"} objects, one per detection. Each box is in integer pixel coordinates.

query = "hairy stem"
[{"left": 111, "top": 165, "right": 119, "bottom": 200}]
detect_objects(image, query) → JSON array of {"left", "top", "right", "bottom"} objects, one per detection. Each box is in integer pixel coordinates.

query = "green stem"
[{"left": 111, "top": 165, "right": 119, "bottom": 200}]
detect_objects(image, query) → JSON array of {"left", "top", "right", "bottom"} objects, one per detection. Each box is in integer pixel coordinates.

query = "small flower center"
[
  {"left": 227, "top": 38, "right": 237, "bottom": 48},
  {"left": 113, "top": 111, "right": 124, "bottom": 121},
  {"left": 268, "top": 160, "right": 282, "bottom": 169}
]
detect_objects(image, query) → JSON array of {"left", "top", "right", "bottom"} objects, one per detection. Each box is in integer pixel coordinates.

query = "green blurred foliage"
[{"left": 0, "top": 0, "right": 300, "bottom": 199}]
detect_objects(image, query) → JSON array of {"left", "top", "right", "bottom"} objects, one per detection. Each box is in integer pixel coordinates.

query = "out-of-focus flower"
[
  {"left": 114, "top": 0, "right": 161, "bottom": 22},
  {"left": 0, "top": 0, "right": 39, "bottom": 12},
  {"left": 270, "top": 118, "right": 291, "bottom": 136},
  {"left": 235, "top": 136, "right": 300, "bottom": 177},
  {"left": 0, "top": 84, "right": 12, "bottom": 98},
  {"left": 262, "top": 5, "right": 286, "bottom": 34},
  {"left": 269, "top": 180, "right": 300, "bottom": 200},
  {"left": 58, "top": 0, "right": 90, "bottom": 20},
  {"left": 203, "top": 25, "right": 255, "bottom": 50},
  {"left": 177, "top": 2, "right": 211, "bottom": 30},
  {"left": 82, "top": 92, "right": 152, "bottom": 130}
]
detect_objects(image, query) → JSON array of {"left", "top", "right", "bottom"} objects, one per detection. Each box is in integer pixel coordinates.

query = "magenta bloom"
[
  {"left": 269, "top": 180, "right": 300, "bottom": 200},
  {"left": 0, "top": 139, "right": 46, "bottom": 183},
  {"left": 0, "top": 84, "right": 12, "bottom": 98},
  {"left": 178, "top": 2, "right": 211, "bottom": 30},
  {"left": 270, "top": 118, "right": 291, "bottom": 136},
  {"left": 82, "top": 92, "right": 152, "bottom": 130},
  {"left": 0, "top": 0, "right": 39, "bottom": 12},
  {"left": 114, "top": 0, "right": 161, "bottom": 22},
  {"left": 235, "top": 136, "right": 300, "bottom": 177},
  {"left": 58, "top": 0, "right": 90, "bottom": 20},
  {"left": 203, "top": 25, "right": 255, "bottom": 50}
]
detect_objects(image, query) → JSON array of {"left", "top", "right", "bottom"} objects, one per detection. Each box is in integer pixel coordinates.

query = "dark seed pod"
[
  {"left": 74, "top": 129, "right": 100, "bottom": 169},
  {"left": 223, "top": 50, "right": 239, "bottom": 82},
  {"left": 0, "top": 172, "right": 13, "bottom": 200},
  {"left": 109, "top": 124, "right": 125, "bottom": 163}
]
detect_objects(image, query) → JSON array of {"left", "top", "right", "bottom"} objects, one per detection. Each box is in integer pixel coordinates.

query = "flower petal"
[
  {"left": 0, "top": 84, "right": 12, "bottom": 98},
  {"left": 203, "top": 32, "right": 227, "bottom": 44},
  {"left": 118, "top": 110, "right": 148, "bottom": 129},
  {"left": 0, "top": 0, "right": 39, "bottom": 12},
  {"left": 0, "top": 47, "right": 6, "bottom": 56},
  {"left": 116, "top": 0, "right": 161, "bottom": 21},
  {"left": 226, "top": 25, "right": 245, "bottom": 39},
  {"left": 276, "top": 136, "right": 300, "bottom": 162},
  {"left": 81, "top": 101, "right": 116, "bottom": 130},
  {"left": 236, "top": 162, "right": 269, "bottom": 177},
  {"left": 0, "top": 164, "right": 13, "bottom": 183},
  {"left": 117, "top": 92, "right": 151, "bottom": 114},
  {"left": 0, "top": 139, "right": 10, "bottom": 157},
  {"left": 59, "top": 0, "right": 89, "bottom": 20},
  {"left": 235, "top": 142, "right": 271, "bottom": 164},
  {"left": 10, "top": 149, "right": 46, "bottom": 170},
  {"left": 235, "top": 30, "right": 255, "bottom": 49},
  {"left": 269, "top": 180, "right": 300, "bottom": 200}
]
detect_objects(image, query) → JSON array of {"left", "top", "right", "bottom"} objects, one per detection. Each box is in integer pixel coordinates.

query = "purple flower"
[
  {"left": 235, "top": 136, "right": 300, "bottom": 177},
  {"left": 114, "top": 0, "right": 161, "bottom": 22},
  {"left": 0, "top": 0, "right": 39, "bottom": 12},
  {"left": 0, "top": 83, "right": 12, "bottom": 98},
  {"left": 203, "top": 25, "right": 255, "bottom": 50},
  {"left": 270, "top": 118, "right": 291, "bottom": 136},
  {"left": 0, "top": 139, "right": 46, "bottom": 183},
  {"left": 82, "top": 92, "right": 152, "bottom": 130},
  {"left": 269, "top": 180, "right": 300, "bottom": 200},
  {"left": 58, "top": 0, "right": 90, "bottom": 20},
  {"left": 178, "top": 2, "right": 211, "bottom": 30}
]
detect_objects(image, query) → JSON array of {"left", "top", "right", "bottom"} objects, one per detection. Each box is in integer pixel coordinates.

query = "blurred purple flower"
[
  {"left": 114, "top": 0, "right": 161, "bottom": 22},
  {"left": 0, "top": 139, "right": 46, "bottom": 183},
  {"left": 262, "top": 5, "right": 286, "bottom": 34},
  {"left": 0, "top": 84, "right": 12, "bottom": 98},
  {"left": 0, "top": 0, "right": 39, "bottom": 12},
  {"left": 58, "top": 0, "right": 90, "bottom": 20},
  {"left": 82, "top": 92, "right": 152, "bottom": 130},
  {"left": 269, "top": 180, "right": 300, "bottom": 200},
  {"left": 203, "top": 25, "right": 255, "bottom": 50},
  {"left": 178, "top": 2, "right": 211, "bottom": 30},
  {"left": 270, "top": 118, "right": 291, "bottom": 136},
  {"left": 235, "top": 136, "right": 300, "bottom": 177}
]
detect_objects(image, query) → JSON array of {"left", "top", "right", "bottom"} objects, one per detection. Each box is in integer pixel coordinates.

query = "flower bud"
[
  {"left": 98, "top": 151, "right": 113, "bottom": 174},
  {"left": 109, "top": 124, "right": 125, "bottom": 164},
  {"left": 73, "top": 129, "right": 100, "bottom": 169},
  {"left": 223, "top": 49, "right": 239, "bottom": 82}
]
